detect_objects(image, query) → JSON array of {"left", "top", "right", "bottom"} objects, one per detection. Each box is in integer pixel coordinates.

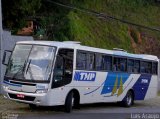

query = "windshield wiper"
[
  {"left": 25, "top": 59, "right": 35, "bottom": 81},
  {"left": 25, "top": 59, "right": 31, "bottom": 74}
]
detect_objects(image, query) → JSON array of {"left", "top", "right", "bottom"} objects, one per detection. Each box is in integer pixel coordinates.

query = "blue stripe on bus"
[
  {"left": 101, "top": 72, "right": 130, "bottom": 94},
  {"left": 83, "top": 72, "right": 152, "bottom": 100},
  {"left": 3, "top": 80, "right": 22, "bottom": 87},
  {"left": 132, "top": 74, "right": 151, "bottom": 100},
  {"left": 84, "top": 72, "right": 130, "bottom": 95}
]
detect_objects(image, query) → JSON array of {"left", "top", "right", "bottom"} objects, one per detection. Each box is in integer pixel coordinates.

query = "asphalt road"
[
  {"left": 18, "top": 106, "right": 160, "bottom": 119},
  {"left": 1, "top": 96, "right": 160, "bottom": 119}
]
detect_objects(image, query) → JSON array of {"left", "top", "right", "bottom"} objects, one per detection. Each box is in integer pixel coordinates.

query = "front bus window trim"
[
  {"left": 5, "top": 44, "right": 56, "bottom": 83},
  {"left": 52, "top": 48, "right": 74, "bottom": 88}
]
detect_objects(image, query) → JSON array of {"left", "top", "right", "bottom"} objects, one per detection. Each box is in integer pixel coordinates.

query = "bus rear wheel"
[{"left": 121, "top": 90, "right": 134, "bottom": 107}]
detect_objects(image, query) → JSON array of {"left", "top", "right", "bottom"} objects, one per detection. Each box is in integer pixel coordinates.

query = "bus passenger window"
[
  {"left": 87, "top": 53, "right": 95, "bottom": 70},
  {"left": 76, "top": 51, "right": 87, "bottom": 70},
  {"left": 152, "top": 62, "right": 158, "bottom": 74},
  {"left": 140, "top": 61, "right": 152, "bottom": 74},
  {"left": 141, "top": 61, "right": 145, "bottom": 73},
  {"left": 146, "top": 62, "right": 152, "bottom": 74},
  {"left": 128, "top": 59, "right": 134, "bottom": 73},
  {"left": 113, "top": 58, "right": 119, "bottom": 71},
  {"left": 120, "top": 58, "right": 127, "bottom": 72},
  {"left": 134, "top": 60, "right": 140, "bottom": 73},
  {"left": 113, "top": 57, "right": 126, "bottom": 72},
  {"left": 103, "top": 55, "right": 112, "bottom": 71},
  {"left": 95, "top": 54, "right": 103, "bottom": 70}
]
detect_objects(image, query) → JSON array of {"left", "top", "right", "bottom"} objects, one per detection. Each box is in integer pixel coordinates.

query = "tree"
[
  {"left": 35, "top": 0, "right": 72, "bottom": 41},
  {"left": 2, "top": 0, "right": 72, "bottom": 41},
  {"left": 2, "top": 0, "right": 41, "bottom": 32}
]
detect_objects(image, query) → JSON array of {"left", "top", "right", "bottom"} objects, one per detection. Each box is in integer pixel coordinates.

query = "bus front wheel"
[
  {"left": 65, "top": 92, "right": 74, "bottom": 113},
  {"left": 29, "top": 104, "right": 37, "bottom": 109},
  {"left": 121, "top": 90, "right": 134, "bottom": 107}
]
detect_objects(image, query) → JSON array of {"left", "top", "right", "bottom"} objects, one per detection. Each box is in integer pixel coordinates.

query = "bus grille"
[{"left": 8, "top": 93, "right": 35, "bottom": 101}]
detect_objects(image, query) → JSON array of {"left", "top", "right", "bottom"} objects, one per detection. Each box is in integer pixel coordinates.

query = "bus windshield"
[{"left": 6, "top": 44, "right": 56, "bottom": 82}]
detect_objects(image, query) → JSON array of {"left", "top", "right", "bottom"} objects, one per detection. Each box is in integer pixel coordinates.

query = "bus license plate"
[{"left": 17, "top": 94, "right": 25, "bottom": 98}]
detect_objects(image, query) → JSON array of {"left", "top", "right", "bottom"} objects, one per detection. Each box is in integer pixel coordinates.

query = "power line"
[{"left": 45, "top": 0, "right": 160, "bottom": 32}]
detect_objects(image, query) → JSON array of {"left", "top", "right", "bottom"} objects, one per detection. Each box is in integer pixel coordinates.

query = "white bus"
[{"left": 2, "top": 41, "right": 159, "bottom": 112}]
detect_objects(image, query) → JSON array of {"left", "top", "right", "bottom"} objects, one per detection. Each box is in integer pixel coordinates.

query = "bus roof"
[{"left": 16, "top": 41, "right": 159, "bottom": 61}]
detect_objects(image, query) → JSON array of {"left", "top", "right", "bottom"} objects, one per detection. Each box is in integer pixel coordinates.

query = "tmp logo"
[{"left": 74, "top": 72, "right": 96, "bottom": 81}]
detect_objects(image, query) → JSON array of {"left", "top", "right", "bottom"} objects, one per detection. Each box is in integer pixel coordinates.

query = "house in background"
[
  {"left": 17, "top": 18, "right": 44, "bottom": 37},
  {"left": 17, "top": 20, "right": 35, "bottom": 36},
  {"left": 17, "top": 19, "right": 45, "bottom": 40}
]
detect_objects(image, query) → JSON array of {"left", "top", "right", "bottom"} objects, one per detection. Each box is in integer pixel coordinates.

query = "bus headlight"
[
  {"left": 36, "top": 89, "right": 48, "bottom": 94},
  {"left": 3, "top": 85, "right": 9, "bottom": 90}
]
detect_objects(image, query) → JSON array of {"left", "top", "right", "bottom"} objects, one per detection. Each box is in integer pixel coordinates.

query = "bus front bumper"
[{"left": 3, "top": 88, "right": 63, "bottom": 106}]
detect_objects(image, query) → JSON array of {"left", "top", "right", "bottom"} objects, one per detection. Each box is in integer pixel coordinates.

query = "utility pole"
[{"left": 0, "top": 0, "right": 3, "bottom": 93}]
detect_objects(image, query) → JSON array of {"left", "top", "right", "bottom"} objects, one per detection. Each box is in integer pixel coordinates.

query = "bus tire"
[
  {"left": 73, "top": 92, "right": 80, "bottom": 109},
  {"left": 65, "top": 92, "right": 73, "bottom": 113},
  {"left": 29, "top": 104, "right": 37, "bottom": 109},
  {"left": 73, "top": 98, "right": 80, "bottom": 109},
  {"left": 121, "top": 90, "right": 134, "bottom": 107}
]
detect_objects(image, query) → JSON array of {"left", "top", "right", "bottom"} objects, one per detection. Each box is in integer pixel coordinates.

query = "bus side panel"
[
  {"left": 66, "top": 71, "right": 157, "bottom": 105},
  {"left": 73, "top": 71, "right": 108, "bottom": 104},
  {"left": 73, "top": 71, "right": 143, "bottom": 104},
  {"left": 132, "top": 74, "right": 156, "bottom": 100},
  {"left": 144, "top": 75, "right": 158, "bottom": 100},
  {"left": 47, "top": 86, "right": 79, "bottom": 106},
  {"left": 102, "top": 74, "right": 140, "bottom": 102}
]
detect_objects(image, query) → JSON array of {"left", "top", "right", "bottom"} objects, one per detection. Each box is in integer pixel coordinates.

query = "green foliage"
[
  {"left": 66, "top": 0, "right": 160, "bottom": 52},
  {"left": 2, "top": 0, "right": 41, "bottom": 31},
  {"left": 33, "top": 0, "right": 160, "bottom": 52},
  {"left": 36, "top": 0, "right": 71, "bottom": 41},
  {"left": 2, "top": 0, "right": 160, "bottom": 53}
]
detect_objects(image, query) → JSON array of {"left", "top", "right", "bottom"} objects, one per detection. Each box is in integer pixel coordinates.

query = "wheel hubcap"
[
  {"left": 71, "top": 97, "right": 74, "bottom": 107},
  {"left": 127, "top": 94, "right": 132, "bottom": 105}
]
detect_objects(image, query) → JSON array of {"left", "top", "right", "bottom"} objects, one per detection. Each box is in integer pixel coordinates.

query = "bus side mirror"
[{"left": 2, "top": 50, "right": 12, "bottom": 66}]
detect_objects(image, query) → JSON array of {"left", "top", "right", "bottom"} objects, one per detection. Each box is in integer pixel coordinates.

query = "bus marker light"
[{"left": 3, "top": 85, "right": 9, "bottom": 90}]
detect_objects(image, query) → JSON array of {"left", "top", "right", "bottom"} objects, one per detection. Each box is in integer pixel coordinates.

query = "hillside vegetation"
[
  {"left": 66, "top": 0, "right": 160, "bottom": 57},
  {"left": 3, "top": 0, "right": 160, "bottom": 57}
]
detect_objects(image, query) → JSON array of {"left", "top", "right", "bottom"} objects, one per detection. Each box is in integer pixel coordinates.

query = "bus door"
[{"left": 52, "top": 49, "right": 74, "bottom": 88}]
